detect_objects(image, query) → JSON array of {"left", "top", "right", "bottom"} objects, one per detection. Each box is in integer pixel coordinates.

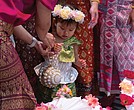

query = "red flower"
[
  {"left": 123, "top": 70, "right": 134, "bottom": 79},
  {"left": 120, "top": 94, "right": 134, "bottom": 106}
]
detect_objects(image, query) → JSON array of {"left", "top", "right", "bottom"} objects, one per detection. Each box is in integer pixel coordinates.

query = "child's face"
[{"left": 56, "top": 22, "right": 77, "bottom": 40}]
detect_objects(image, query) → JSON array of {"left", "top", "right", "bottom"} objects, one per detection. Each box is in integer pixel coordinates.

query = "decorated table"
[{"left": 35, "top": 85, "right": 111, "bottom": 110}]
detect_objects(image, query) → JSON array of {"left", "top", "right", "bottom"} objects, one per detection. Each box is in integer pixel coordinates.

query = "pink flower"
[
  {"left": 105, "top": 106, "right": 111, "bottom": 110},
  {"left": 35, "top": 106, "right": 48, "bottom": 110},
  {"left": 35, "top": 103, "right": 48, "bottom": 110},
  {"left": 100, "top": 106, "right": 111, "bottom": 110},
  {"left": 85, "top": 94, "right": 99, "bottom": 108},
  {"left": 56, "top": 85, "right": 73, "bottom": 97}
]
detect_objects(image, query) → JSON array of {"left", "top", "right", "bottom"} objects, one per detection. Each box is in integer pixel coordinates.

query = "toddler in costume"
[{"left": 34, "top": 4, "right": 86, "bottom": 100}]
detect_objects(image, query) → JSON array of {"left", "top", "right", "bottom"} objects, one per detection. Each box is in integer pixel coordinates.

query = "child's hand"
[
  {"left": 54, "top": 43, "right": 63, "bottom": 53},
  {"left": 35, "top": 41, "right": 55, "bottom": 57},
  {"left": 74, "top": 58, "right": 87, "bottom": 67}
]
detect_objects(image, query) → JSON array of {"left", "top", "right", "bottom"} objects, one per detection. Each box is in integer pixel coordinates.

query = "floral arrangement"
[
  {"left": 52, "top": 4, "right": 85, "bottom": 23},
  {"left": 35, "top": 103, "right": 49, "bottom": 110},
  {"left": 35, "top": 85, "right": 111, "bottom": 110},
  {"left": 85, "top": 94, "right": 111, "bottom": 110},
  {"left": 119, "top": 70, "right": 134, "bottom": 110},
  {"left": 56, "top": 85, "right": 73, "bottom": 98},
  {"left": 85, "top": 94, "right": 100, "bottom": 108},
  {"left": 35, "top": 103, "right": 61, "bottom": 110}
]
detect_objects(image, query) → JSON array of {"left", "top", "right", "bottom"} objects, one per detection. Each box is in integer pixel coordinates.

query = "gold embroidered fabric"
[
  {"left": 0, "top": 20, "right": 36, "bottom": 110},
  {"left": 0, "top": 20, "right": 13, "bottom": 44},
  {"left": 0, "top": 20, "right": 13, "bottom": 36}
]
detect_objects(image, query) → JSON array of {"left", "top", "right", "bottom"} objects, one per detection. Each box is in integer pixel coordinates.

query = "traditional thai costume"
[
  {"left": 99, "top": 0, "right": 134, "bottom": 96},
  {"left": 34, "top": 36, "right": 81, "bottom": 98},
  {"left": 98, "top": 0, "right": 133, "bottom": 108},
  {"left": 66, "top": 0, "right": 95, "bottom": 97},
  {"left": 0, "top": 0, "right": 57, "bottom": 109}
]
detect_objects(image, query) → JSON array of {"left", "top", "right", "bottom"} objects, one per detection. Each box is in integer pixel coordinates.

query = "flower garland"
[
  {"left": 52, "top": 4, "right": 85, "bottom": 23},
  {"left": 119, "top": 70, "right": 134, "bottom": 110},
  {"left": 35, "top": 85, "right": 111, "bottom": 110},
  {"left": 85, "top": 94, "right": 111, "bottom": 110}
]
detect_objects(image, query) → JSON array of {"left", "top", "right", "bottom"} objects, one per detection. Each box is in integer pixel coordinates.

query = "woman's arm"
[
  {"left": 13, "top": 25, "right": 34, "bottom": 45},
  {"left": 35, "top": 0, "right": 55, "bottom": 49},
  {"left": 13, "top": 25, "right": 54, "bottom": 55}
]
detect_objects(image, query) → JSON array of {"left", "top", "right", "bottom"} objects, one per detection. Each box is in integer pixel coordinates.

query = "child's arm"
[{"left": 73, "top": 44, "right": 87, "bottom": 67}]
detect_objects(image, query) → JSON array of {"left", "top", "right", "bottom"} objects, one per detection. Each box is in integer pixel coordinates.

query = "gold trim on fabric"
[{"left": 0, "top": 20, "right": 13, "bottom": 36}]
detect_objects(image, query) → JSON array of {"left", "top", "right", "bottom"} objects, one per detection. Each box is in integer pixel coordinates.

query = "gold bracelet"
[
  {"left": 132, "top": 5, "right": 134, "bottom": 9},
  {"left": 90, "top": 0, "right": 100, "bottom": 3}
]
